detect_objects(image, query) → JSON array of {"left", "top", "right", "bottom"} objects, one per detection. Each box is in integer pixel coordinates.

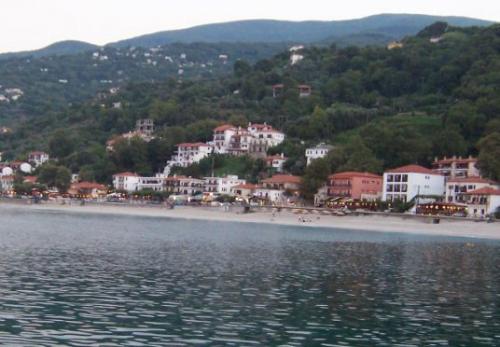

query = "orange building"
[{"left": 327, "top": 171, "right": 383, "bottom": 201}]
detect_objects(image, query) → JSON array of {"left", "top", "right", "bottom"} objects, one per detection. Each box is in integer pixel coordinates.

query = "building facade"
[
  {"left": 382, "top": 165, "right": 445, "bottom": 203},
  {"left": 28, "top": 151, "right": 50, "bottom": 167},
  {"left": 203, "top": 175, "right": 246, "bottom": 195},
  {"left": 165, "top": 176, "right": 204, "bottom": 196},
  {"left": 463, "top": 187, "right": 500, "bottom": 217},
  {"left": 445, "top": 177, "right": 499, "bottom": 204},
  {"left": 305, "top": 143, "right": 334, "bottom": 166},
  {"left": 327, "top": 171, "right": 383, "bottom": 201},
  {"left": 432, "top": 156, "right": 480, "bottom": 179},
  {"left": 112, "top": 172, "right": 140, "bottom": 192}
]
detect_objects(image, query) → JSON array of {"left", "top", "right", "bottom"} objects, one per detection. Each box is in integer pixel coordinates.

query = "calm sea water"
[{"left": 0, "top": 208, "right": 499, "bottom": 346}]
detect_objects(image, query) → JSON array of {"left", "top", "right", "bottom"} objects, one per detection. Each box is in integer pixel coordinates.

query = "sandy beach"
[{"left": 2, "top": 200, "right": 498, "bottom": 240}]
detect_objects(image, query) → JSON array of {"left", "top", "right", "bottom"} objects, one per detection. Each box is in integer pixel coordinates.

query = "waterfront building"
[
  {"left": 327, "top": 171, "right": 383, "bottom": 201},
  {"left": 463, "top": 187, "right": 500, "bottom": 217},
  {"left": 203, "top": 175, "right": 246, "bottom": 195},
  {"left": 0, "top": 175, "right": 14, "bottom": 193},
  {"left": 165, "top": 176, "right": 204, "bottom": 196},
  {"left": 68, "top": 182, "right": 107, "bottom": 198},
  {"left": 231, "top": 183, "right": 259, "bottom": 200},
  {"left": 28, "top": 151, "right": 49, "bottom": 167},
  {"left": 305, "top": 143, "right": 334, "bottom": 166},
  {"left": 382, "top": 165, "right": 445, "bottom": 203},
  {"left": 254, "top": 174, "right": 302, "bottom": 204},
  {"left": 445, "top": 177, "right": 499, "bottom": 204},
  {"left": 112, "top": 172, "right": 140, "bottom": 192},
  {"left": 432, "top": 155, "right": 480, "bottom": 179},
  {"left": 137, "top": 176, "right": 165, "bottom": 192},
  {"left": 212, "top": 124, "right": 237, "bottom": 154}
]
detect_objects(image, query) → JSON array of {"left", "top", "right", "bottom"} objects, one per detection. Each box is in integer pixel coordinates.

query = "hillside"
[
  {"left": 110, "top": 14, "right": 492, "bottom": 47},
  {"left": 1, "top": 22, "right": 500, "bottom": 184},
  {"left": 0, "top": 41, "right": 99, "bottom": 60}
]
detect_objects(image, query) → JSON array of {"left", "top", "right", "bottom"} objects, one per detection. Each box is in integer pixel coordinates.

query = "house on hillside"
[
  {"left": 28, "top": 151, "right": 49, "bottom": 167},
  {"left": 266, "top": 153, "right": 287, "bottom": 173},
  {"left": 305, "top": 143, "right": 334, "bottom": 166}
]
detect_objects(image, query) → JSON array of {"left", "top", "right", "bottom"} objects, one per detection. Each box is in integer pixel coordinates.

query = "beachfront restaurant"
[{"left": 416, "top": 202, "right": 467, "bottom": 216}]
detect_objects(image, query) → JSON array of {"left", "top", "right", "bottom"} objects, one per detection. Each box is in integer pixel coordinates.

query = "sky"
[{"left": 1, "top": 0, "right": 499, "bottom": 53}]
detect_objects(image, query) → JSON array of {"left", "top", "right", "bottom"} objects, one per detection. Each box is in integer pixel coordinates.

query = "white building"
[
  {"left": 382, "top": 165, "right": 445, "bottom": 203},
  {"left": 137, "top": 176, "right": 165, "bottom": 192},
  {"left": 112, "top": 172, "right": 140, "bottom": 192},
  {"left": 203, "top": 175, "right": 246, "bottom": 195},
  {"left": 28, "top": 151, "right": 50, "bottom": 167},
  {"left": 168, "top": 143, "right": 213, "bottom": 168},
  {"left": 463, "top": 187, "right": 500, "bottom": 217},
  {"left": 445, "top": 177, "right": 499, "bottom": 204},
  {"left": 265, "top": 154, "right": 287, "bottom": 172},
  {"left": 212, "top": 124, "right": 236, "bottom": 154},
  {"left": 248, "top": 123, "right": 285, "bottom": 148},
  {"left": 306, "top": 143, "right": 334, "bottom": 166},
  {"left": 165, "top": 176, "right": 204, "bottom": 196}
]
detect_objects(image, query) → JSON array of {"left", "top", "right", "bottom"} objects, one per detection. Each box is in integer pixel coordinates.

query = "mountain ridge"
[{"left": 0, "top": 13, "right": 493, "bottom": 59}]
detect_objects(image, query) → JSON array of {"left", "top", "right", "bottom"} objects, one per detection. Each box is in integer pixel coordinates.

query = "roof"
[
  {"left": 447, "top": 177, "right": 496, "bottom": 184},
  {"left": 72, "top": 182, "right": 107, "bottom": 190},
  {"left": 386, "top": 165, "right": 438, "bottom": 175},
  {"left": 24, "top": 176, "right": 38, "bottom": 183},
  {"left": 29, "top": 151, "right": 48, "bottom": 156},
  {"left": 262, "top": 174, "right": 302, "bottom": 185},
  {"left": 433, "top": 156, "right": 477, "bottom": 165},
  {"left": 233, "top": 183, "right": 259, "bottom": 190},
  {"left": 177, "top": 142, "right": 211, "bottom": 148},
  {"left": 113, "top": 172, "right": 139, "bottom": 177},
  {"left": 330, "top": 171, "right": 382, "bottom": 180},
  {"left": 464, "top": 187, "right": 500, "bottom": 196},
  {"left": 214, "top": 124, "right": 236, "bottom": 132}
]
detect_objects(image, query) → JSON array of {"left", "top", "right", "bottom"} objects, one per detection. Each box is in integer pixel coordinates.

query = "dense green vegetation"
[{"left": 1, "top": 22, "right": 500, "bottom": 192}]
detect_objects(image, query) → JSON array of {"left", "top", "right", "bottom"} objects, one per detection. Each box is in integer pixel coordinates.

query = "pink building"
[{"left": 327, "top": 172, "right": 383, "bottom": 201}]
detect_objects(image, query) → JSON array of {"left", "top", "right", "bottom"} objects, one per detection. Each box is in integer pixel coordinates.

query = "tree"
[
  {"left": 38, "top": 164, "right": 72, "bottom": 192},
  {"left": 300, "top": 158, "right": 330, "bottom": 201},
  {"left": 48, "top": 130, "right": 76, "bottom": 159},
  {"left": 477, "top": 132, "right": 500, "bottom": 181}
]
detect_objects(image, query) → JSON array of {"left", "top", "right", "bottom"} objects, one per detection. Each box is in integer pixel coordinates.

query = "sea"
[{"left": 0, "top": 207, "right": 499, "bottom": 346}]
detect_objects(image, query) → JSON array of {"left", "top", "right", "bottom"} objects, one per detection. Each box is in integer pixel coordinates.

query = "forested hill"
[
  {"left": 110, "top": 14, "right": 492, "bottom": 47},
  {"left": 0, "top": 42, "right": 288, "bottom": 121},
  {"left": 2, "top": 22, "right": 500, "bottom": 183}
]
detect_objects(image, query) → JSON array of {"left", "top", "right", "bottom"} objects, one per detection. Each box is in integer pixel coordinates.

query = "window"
[
  {"left": 394, "top": 184, "right": 401, "bottom": 192},
  {"left": 401, "top": 184, "right": 407, "bottom": 192},
  {"left": 395, "top": 174, "right": 402, "bottom": 182},
  {"left": 387, "top": 175, "right": 394, "bottom": 182},
  {"left": 386, "top": 194, "right": 393, "bottom": 202},
  {"left": 402, "top": 174, "right": 408, "bottom": 182},
  {"left": 386, "top": 184, "right": 393, "bottom": 192}
]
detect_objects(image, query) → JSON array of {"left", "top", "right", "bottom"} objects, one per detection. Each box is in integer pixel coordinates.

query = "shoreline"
[{"left": 2, "top": 200, "right": 499, "bottom": 240}]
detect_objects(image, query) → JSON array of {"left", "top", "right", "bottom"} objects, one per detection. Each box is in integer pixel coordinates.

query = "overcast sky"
[{"left": 1, "top": 0, "right": 499, "bottom": 53}]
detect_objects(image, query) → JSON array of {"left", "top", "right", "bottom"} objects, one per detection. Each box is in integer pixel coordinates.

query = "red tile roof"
[
  {"left": 214, "top": 124, "right": 235, "bottom": 132},
  {"left": 24, "top": 176, "right": 38, "bottom": 184},
  {"left": 464, "top": 187, "right": 500, "bottom": 196},
  {"left": 233, "top": 183, "right": 259, "bottom": 190},
  {"left": 72, "top": 182, "right": 107, "bottom": 190},
  {"left": 330, "top": 171, "right": 382, "bottom": 180},
  {"left": 262, "top": 174, "right": 302, "bottom": 185},
  {"left": 386, "top": 165, "right": 437, "bottom": 175}
]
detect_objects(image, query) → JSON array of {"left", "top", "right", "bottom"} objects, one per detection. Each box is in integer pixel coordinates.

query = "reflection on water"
[{"left": 0, "top": 208, "right": 499, "bottom": 346}]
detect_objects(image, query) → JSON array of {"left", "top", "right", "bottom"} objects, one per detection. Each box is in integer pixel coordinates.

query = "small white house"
[
  {"left": 28, "top": 151, "right": 50, "bottom": 167},
  {"left": 112, "top": 172, "right": 140, "bottom": 192},
  {"left": 305, "top": 143, "right": 334, "bottom": 166},
  {"left": 382, "top": 165, "right": 445, "bottom": 203},
  {"left": 463, "top": 187, "right": 500, "bottom": 217}
]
